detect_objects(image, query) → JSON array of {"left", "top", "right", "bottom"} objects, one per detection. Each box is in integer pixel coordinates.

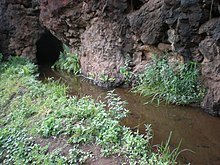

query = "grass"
[
  {"left": 133, "top": 55, "right": 205, "bottom": 105},
  {"left": 52, "top": 44, "right": 80, "bottom": 75},
  {"left": 0, "top": 56, "right": 181, "bottom": 164}
]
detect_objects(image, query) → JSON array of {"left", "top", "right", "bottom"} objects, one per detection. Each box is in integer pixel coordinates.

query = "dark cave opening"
[
  {"left": 36, "top": 32, "right": 63, "bottom": 66},
  {"left": 132, "top": 0, "right": 144, "bottom": 10},
  {"left": 127, "top": 0, "right": 144, "bottom": 12}
]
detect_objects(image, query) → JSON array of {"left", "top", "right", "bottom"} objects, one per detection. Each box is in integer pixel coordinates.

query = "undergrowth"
[
  {"left": 0, "top": 56, "right": 181, "bottom": 164},
  {"left": 52, "top": 44, "right": 80, "bottom": 75},
  {"left": 133, "top": 55, "right": 205, "bottom": 105}
]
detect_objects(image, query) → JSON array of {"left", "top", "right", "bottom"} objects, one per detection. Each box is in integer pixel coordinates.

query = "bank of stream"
[{"left": 39, "top": 65, "right": 220, "bottom": 165}]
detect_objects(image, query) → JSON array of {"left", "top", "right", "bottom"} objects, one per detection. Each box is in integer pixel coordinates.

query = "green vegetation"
[
  {"left": 119, "top": 65, "right": 133, "bottom": 85},
  {"left": 52, "top": 44, "right": 80, "bottom": 75},
  {"left": 99, "top": 73, "right": 115, "bottom": 83},
  {"left": 0, "top": 56, "right": 181, "bottom": 164},
  {"left": 133, "top": 55, "right": 205, "bottom": 105}
]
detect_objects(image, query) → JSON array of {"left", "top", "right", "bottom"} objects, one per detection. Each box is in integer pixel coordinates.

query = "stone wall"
[{"left": 0, "top": 0, "right": 220, "bottom": 115}]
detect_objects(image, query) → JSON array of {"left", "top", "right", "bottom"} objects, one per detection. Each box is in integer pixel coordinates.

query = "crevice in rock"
[
  {"left": 141, "top": 52, "right": 146, "bottom": 61},
  {"left": 127, "top": 0, "right": 144, "bottom": 12},
  {"left": 36, "top": 31, "right": 63, "bottom": 66},
  {"left": 217, "top": 38, "right": 220, "bottom": 46}
]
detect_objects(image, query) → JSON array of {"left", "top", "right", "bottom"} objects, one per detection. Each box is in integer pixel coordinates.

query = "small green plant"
[
  {"left": 39, "top": 115, "right": 63, "bottom": 137},
  {"left": 105, "top": 90, "right": 128, "bottom": 120},
  {"left": 52, "top": 44, "right": 80, "bottom": 75},
  {"left": 119, "top": 66, "right": 133, "bottom": 84},
  {"left": 87, "top": 72, "right": 96, "bottom": 80},
  {"left": 68, "top": 146, "right": 92, "bottom": 164},
  {"left": 133, "top": 55, "right": 205, "bottom": 105},
  {"left": 99, "top": 73, "right": 115, "bottom": 83},
  {"left": 119, "top": 57, "right": 134, "bottom": 85}
]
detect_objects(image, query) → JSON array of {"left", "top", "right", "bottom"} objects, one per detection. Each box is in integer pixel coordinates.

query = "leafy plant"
[
  {"left": 39, "top": 115, "right": 63, "bottom": 137},
  {"left": 119, "top": 65, "right": 133, "bottom": 85},
  {"left": 105, "top": 90, "right": 128, "bottom": 120},
  {"left": 121, "top": 125, "right": 152, "bottom": 164},
  {"left": 99, "top": 73, "right": 115, "bottom": 83},
  {"left": 133, "top": 55, "right": 205, "bottom": 105},
  {"left": 68, "top": 146, "right": 92, "bottom": 164},
  {"left": 52, "top": 44, "right": 80, "bottom": 75}
]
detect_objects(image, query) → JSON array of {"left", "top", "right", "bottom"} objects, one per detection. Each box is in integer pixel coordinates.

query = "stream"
[{"left": 39, "top": 65, "right": 220, "bottom": 165}]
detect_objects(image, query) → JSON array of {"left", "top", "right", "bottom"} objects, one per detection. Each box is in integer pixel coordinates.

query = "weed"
[
  {"left": 99, "top": 73, "right": 115, "bottom": 83},
  {"left": 105, "top": 90, "right": 128, "bottom": 120},
  {"left": 119, "top": 62, "right": 133, "bottom": 85},
  {"left": 133, "top": 55, "right": 205, "bottom": 105},
  {"left": 52, "top": 44, "right": 80, "bottom": 75},
  {"left": 39, "top": 115, "right": 63, "bottom": 137},
  {"left": 68, "top": 146, "right": 92, "bottom": 164},
  {"left": 148, "top": 132, "right": 183, "bottom": 165}
]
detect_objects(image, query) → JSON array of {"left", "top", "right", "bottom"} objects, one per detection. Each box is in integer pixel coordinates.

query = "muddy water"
[{"left": 39, "top": 65, "right": 220, "bottom": 165}]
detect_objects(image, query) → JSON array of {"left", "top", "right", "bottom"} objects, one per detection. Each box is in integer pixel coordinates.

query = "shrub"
[
  {"left": 52, "top": 44, "right": 80, "bottom": 75},
  {"left": 133, "top": 55, "right": 205, "bottom": 105}
]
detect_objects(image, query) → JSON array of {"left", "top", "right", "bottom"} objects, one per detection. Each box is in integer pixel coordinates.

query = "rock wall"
[
  {"left": 199, "top": 18, "right": 220, "bottom": 116},
  {"left": 39, "top": 0, "right": 133, "bottom": 87},
  {"left": 0, "top": 0, "right": 43, "bottom": 60},
  {"left": 0, "top": 0, "right": 220, "bottom": 115}
]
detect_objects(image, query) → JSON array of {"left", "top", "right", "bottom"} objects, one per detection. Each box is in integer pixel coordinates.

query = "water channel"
[{"left": 39, "top": 65, "right": 220, "bottom": 165}]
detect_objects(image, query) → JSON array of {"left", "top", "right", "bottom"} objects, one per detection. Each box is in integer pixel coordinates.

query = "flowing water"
[{"left": 39, "top": 65, "right": 220, "bottom": 165}]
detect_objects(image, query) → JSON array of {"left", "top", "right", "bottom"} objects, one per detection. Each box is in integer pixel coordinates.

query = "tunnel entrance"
[{"left": 36, "top": 32, "right": 63, "bottom": 66}]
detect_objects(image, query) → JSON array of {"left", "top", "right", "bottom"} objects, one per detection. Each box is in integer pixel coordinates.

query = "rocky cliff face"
[
  {"left": 199, "top": 18, "right": 220, "bottom": 116},
  {"left": 0, "top": 0, "right": 220, "bottom": 116},
  {"left": 0, "top": 0, "right": 43, "bottom": 60}
]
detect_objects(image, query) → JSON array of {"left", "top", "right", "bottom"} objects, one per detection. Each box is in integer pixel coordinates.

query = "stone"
[
  {"left": 199, "top": 18, "right": 220, "bottom": 116},
  {"left": 199, "top": 17, "right": 220, "bottom": 40},
  {"left": 158, "top": 43, "right": 172, "bottom": 51},
  {"left": 128, "top": 0, "right": 165, "bottom": 45}
]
